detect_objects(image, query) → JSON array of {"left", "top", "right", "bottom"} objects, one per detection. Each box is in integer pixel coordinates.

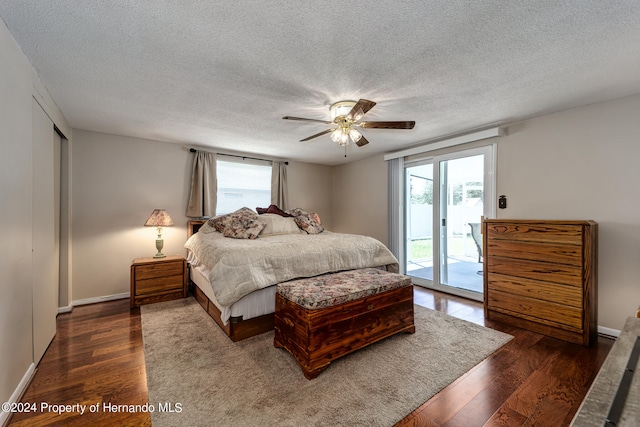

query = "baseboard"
[
  {"left": 598, "top": 325, "right": 621, "bottom": 339},
  {"left": 58, "top": 305, "right": 73, "bottom": 314},
  {"left": 71, "top": 292, "right": 130, "bottom": 308},
  {"left": 57, "top": 293, "right": 130, "bottom": 313},
  {"left": 1, "top": 363, "right": 36, "bottom": 427}
]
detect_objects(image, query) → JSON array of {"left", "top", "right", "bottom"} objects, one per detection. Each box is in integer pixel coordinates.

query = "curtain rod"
[
  {"left": 189, "top": 148, "right": 288, "bottom": 165},
  {"left": 383, "top": 126, "right": 505, "bottom": 161}
]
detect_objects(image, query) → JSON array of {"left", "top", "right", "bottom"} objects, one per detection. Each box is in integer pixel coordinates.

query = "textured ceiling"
[{"left": 2, "top": 1, "right": 640, "bottom": 165}]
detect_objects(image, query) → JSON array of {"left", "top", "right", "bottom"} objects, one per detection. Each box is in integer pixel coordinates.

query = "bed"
[{"left": 185, "top": 212, "right": 399, "bottom": 342}]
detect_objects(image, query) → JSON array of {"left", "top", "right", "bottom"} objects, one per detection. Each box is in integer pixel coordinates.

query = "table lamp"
[{"left": 144, "top": 209, "right": 174, "bottom": 258}]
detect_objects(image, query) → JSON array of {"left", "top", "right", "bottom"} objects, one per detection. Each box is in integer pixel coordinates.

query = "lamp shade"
[{"left": 144, "top": 209, "right": 174, "bottom": 227}]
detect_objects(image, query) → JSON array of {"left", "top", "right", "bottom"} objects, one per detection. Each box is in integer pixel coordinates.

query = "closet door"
[{"left": 32, "top": 99, "right": 58, "bottom": 364}]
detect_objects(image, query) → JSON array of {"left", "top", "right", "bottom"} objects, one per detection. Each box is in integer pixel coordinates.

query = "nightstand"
[{"left": 130, "top": 255, "right": 187, "bottom": 308}]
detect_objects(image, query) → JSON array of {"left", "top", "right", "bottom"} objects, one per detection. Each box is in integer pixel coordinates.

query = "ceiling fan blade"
[
  {"left": 355, "top": 134, "right": 370, "bottom": 147},
  {"left": 300, "top": 128, "right": 334, "bottom": 142},
  {"left": 283, "top": 116, "right": 333, "bottom": 124},
  {"left": 347, "top": 99, "right": 377, "bottom": 121},
  {"left": 359, "top": 121, "right": 415, "bottom": 129}
]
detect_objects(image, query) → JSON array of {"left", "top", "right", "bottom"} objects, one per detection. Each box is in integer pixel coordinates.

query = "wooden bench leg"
[
  {"left": 274, "top": 330, "right": 284, "bottom": 349},
  {"left": 303, "top": 364, "right": 329, "bottom": 380}
]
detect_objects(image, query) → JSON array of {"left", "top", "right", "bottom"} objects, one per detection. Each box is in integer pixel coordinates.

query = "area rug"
[{"left": 141, "top": 297, "right": 512, "bottom": 427}]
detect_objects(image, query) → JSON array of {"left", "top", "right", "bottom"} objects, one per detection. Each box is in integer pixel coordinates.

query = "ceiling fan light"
[
  {"left": 338, "top": 130, "right": 349, "bottom": 146},
  {"left": 349, "top": 128, "right": 362, "bottom": 143},
  {"left": 330, "top": 128, "right": 342, "bottom": 143}
]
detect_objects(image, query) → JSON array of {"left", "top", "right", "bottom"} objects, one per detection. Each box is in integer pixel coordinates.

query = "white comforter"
[{"left": 184, "top": 222, "right": 399, "bottom": 306}]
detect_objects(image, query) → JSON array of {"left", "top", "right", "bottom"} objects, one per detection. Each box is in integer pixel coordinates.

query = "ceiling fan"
[{"left": 283, "top": 99, "right": 415, "bottom": 148}]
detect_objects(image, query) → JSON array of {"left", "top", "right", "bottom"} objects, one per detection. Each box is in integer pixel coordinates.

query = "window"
[{"left": 216, "top": 158, "right": 271, "bottom": 214}]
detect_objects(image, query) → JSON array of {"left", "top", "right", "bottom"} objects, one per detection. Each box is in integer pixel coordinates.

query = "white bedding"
[{"left": 184, "top": 222, "right": 399, "bottom": 307}]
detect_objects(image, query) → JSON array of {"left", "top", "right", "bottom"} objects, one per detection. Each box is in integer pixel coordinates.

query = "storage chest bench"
[{"left": 274, "top": 268, "right": 415, "bottom": 379}]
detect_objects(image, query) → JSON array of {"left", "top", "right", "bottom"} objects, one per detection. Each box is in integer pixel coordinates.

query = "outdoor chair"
[{"left": 468, "top": 222, "right": 482, "bottom": 264}]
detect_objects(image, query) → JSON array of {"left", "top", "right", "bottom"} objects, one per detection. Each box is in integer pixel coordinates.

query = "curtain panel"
[
  {"left": 186, "top": 150, "right": 217, "bottom": 218},
  {"left": 387, "top": 157, "right": 404, "bottom": 271},
  {"left": 271, "top": 161, "right": 288, "bottom": 210}
]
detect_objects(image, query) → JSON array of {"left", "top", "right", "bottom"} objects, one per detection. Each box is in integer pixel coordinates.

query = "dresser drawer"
[
  {"left": 486, "top": 223, "right": 583, "bottom": 245},
  {"left": 486, "top": 239, "right": 583, "bottom": 266},
  {"left": 134, "top": 275, "right": 184, "bottom": 296},
  {"left": 133, "top": 261, "right": 184, "bottom": 280},
  {"left": 487, "top": 290, "right": 583, "bottom": 331},
  {"left": 487, "top": 256, "right": 582, "bottom": 287},
  {"left": 487, "top": 273, "right": 583, "bottom": 308}
]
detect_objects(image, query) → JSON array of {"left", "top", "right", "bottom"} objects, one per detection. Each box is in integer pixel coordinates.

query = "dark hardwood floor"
[
  {"left": 7, "top": 300, "right": 151, "bottom": 427},
  {"left": 7, "top": 287, "right": 613, "bottom": 427}
]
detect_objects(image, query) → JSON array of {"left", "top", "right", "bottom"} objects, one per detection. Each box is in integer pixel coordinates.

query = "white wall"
[
  {"left": 0, "top": 19, "right": 36, "bottom": 411},
  {"left": 0, "top": 19, "right": 70, "bottom": 419},
  {"left": 332, "top": 154, "right": 389, "bottom": 246},
  {"left": 286, "top": 161, "right": 334, "bottom": 229},
  {"left": 70, "top": 130, "right": 335, "bottom": 302},
  {"left": 71, "top": 130, "right": 193, "bottom": 301}
]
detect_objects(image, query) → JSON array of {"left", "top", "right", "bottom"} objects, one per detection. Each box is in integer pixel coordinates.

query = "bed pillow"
[
  {"left": 309, "top": 212, "right": 321, "bottom": 225},
  {"left": 209, "top": 207, "right": 255, "bottom": 232},
  {"left": 286, "top": 208, "right": 324, "bottom": 234},
  {"left": 256, "top": 204, "right": 292, "bottom": 217},
  {"left": 259, "top": 213, "right": 302, "bottom": 236},
  {"left": 197, "top": 220, "right": 217, "bottom": 234},
  {"left": 209, "top": 207, "right": 266, "bottom": 239},
  {"left": 222, "top": 219, "right": 266, "bottom": 240}
]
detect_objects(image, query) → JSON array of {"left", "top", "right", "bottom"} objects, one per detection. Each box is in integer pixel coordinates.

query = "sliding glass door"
[
  {"left": 404, "top": 145, "right": 494, "bottom": 300},
  {"left": 405, "top": 163, "right": 435, "bottom": 281}
]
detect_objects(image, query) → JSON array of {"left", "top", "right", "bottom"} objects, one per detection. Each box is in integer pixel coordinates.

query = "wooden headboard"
[{"left": 187, "top": 220, "right": 207, "bottom": 239}]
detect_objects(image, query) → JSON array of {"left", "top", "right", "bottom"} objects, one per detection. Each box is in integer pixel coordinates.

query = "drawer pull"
[
  {"left": 367, "top": 304, "right": 375, "bottom": 311},
  {"left": 284, "top": 317, "right": 294, "bottom": 328}
]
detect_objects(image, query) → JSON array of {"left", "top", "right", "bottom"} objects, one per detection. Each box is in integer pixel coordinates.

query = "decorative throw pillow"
[
  {"left": 209, "top": 207, "right": 255, "bottom": 232},
  {"left": 286, "top": 208, "right": 324, "bottom": 234},
  {"left": 309, "top": 212, "right": 322, "bottom": 224},
  {"left": 222, "top": 217, "right": 266, "bottom": 239},
  {"left": 285, "top": 208, "right": 304, "bottom": 217},
  {"left": 206, "top": 216, "right": 222, "bottom": 232},
  {"left": 293, "top": 214, "right": 324, "bottom": 234},
  {"left": 259, "top": 213, "right": 302, "bottom": 236},
  {"left": 209, "top": 207, "right": 266, "bottom": 239},
  {"left": 256, "top": 204, "right": 291, "bottom": 217},
  {"left": 198, "top": 221, "right": 217, "bottom": 233}
]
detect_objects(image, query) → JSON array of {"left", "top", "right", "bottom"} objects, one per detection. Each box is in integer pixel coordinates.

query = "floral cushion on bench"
[{"left": 277, "top": 268, "right": 412, "bottom": 310}]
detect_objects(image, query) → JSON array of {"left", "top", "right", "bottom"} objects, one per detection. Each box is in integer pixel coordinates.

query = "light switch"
[{"left": 498, "top": 195, "right": 507, "bottom": 209}]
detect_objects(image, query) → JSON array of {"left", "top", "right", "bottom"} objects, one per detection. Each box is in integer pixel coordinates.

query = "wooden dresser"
[{"left": 483, "top": 219, "right": 597, "bottom": 346}]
